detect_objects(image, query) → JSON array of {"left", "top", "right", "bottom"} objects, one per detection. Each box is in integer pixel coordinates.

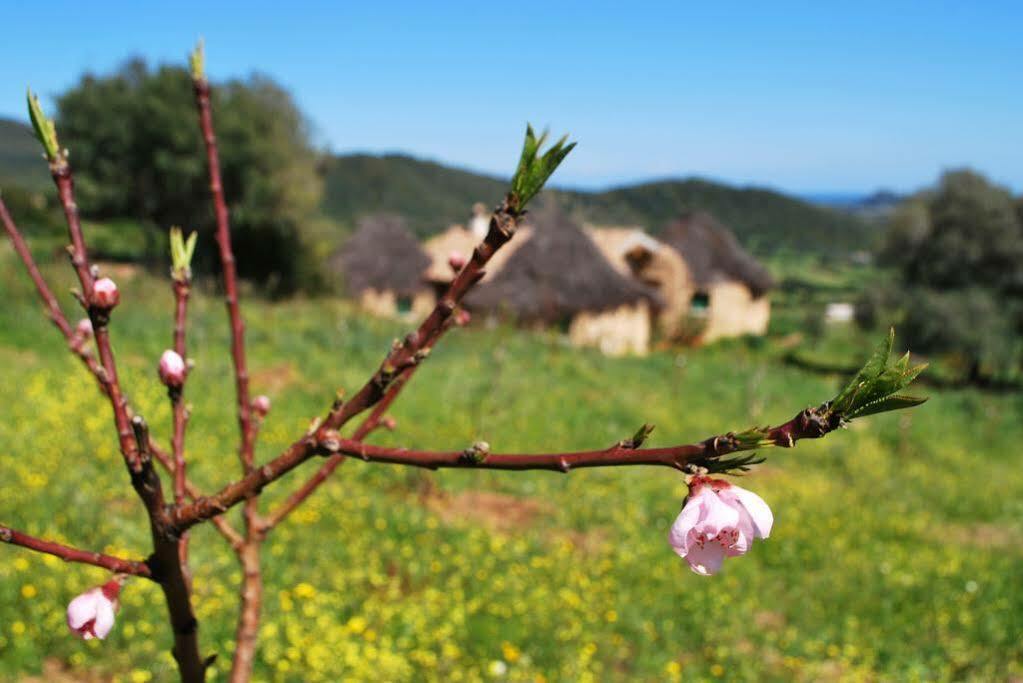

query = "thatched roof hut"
[
  {"left": 587, "top": 226, "right": 692, "bottom": 339},
  {"left": 660, "top": 212, "right": 773, "bottom": 297},
  {"left": 659, "top": 212, "right": 774, "bottom": 342},
  {"left": 423, "top": 223, "right": 533, "bottom": 287},
  {"left": 468, "top": 205, "right": 658, "bottom": 355},
  {"left": 331, "top": 215, "right": 434, "bottom": 319}
]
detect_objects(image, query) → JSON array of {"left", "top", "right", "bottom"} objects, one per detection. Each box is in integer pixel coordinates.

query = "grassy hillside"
[
  {"left": 0, "top": 118, "right": 50, "bottom": 192},
  {"left": 1, "top": 244, "right": 1020, "bottom": 681},
  {"left": 323, "top": 153, "right": 876, "bottom": 254}
]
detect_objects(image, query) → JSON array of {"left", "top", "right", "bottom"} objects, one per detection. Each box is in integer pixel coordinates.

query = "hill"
[
  {"left": 0, "top": 117, "right": 50, "bottom": 192},
  {"left": 3, "top": 116, "right": 876, "bottom": 256},
  {"left": 323, "top": 153, "right": 876, "bottom": 255}
]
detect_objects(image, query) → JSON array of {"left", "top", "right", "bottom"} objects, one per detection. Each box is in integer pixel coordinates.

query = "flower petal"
[
  {"left": 67, "top": 589, "right": 101, "bottom": 630},
  {"left": 92, "top": 600, "right": 116, "bottom": 640},
  {"left": 693, "top": 488, "right": 740, "bottom": 540},
  {"left": 685, "top": 539, "right": 728, "bottom": 575},
  {"left": 727, "top": 485, "right": 774, "bottom": 539},
  {"left": 668, "top": 493, "right": 707, "bottom": 556}
]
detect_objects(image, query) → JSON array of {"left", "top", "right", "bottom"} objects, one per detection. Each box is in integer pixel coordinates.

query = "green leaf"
[
  {"left": 189, "top": 39, "right": 205, "bottom": 81},
  {"left": 509, "top": 124, "right": 575, "bottom": 210},
  {"left": 26, "top": 89, "right": 60, "bottom": 162},
  {"left": 847, "top": 394, "right": 929, "bottom": 419},
  {"left": 829, "top": 329, "right": 927, "bottom": 420},
  {"left": 169, "top": 226, "right": 197, "bottom": 280}
]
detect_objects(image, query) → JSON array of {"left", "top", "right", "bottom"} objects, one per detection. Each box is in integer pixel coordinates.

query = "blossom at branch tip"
[
  {"left": 67, "top": 579, "right": 121, "bottom": 640},
  {"left": 92, "top": 277, "right": 120, "bottom": 309},
  {"left": 158, "top": 349, "right": 186, "bottom": 388},
  {"left": 253, "top": 395, "right": 271, "bottom": 418},
  {"left": 668, "top": 476, "right": 773, "bottom": 575}
]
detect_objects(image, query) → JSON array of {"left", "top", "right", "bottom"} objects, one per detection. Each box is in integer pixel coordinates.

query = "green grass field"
[{"left": 1, "top": 244, "right": 1021, "bottom": 682}]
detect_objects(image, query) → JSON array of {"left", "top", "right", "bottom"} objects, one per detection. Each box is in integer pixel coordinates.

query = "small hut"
[
  {"left": 422, "top": 211, "right": 532, "bottom": 294},
  {"left": 586, "top": 226, "right": 692, "bottom": 339},
  {"left": 467, "top": 205, "right": 658, "bottom": 356},
  {"left": 659, "top": 212, "right": 773, "bottom": 343},
  {"left": 331, "top": 215, "right": 434, "bottom": 319}
]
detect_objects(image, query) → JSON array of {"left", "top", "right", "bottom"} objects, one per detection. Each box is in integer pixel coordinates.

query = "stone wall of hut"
[
  {"left": 358, "top": 288, "right": 435, "bottom": 321},
  {"left": 700, "top": 282, "right": 770, "bottom": 343},
  {"left": 568, "top": 301, "right": 651, "bottom": 356}
]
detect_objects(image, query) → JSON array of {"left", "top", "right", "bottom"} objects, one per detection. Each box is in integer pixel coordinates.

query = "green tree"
[
  {"left": 873, "top": 169, "right": 1023, "bottom": 382},
  {"left": 56, "top": 59, "right": 323, "bottom": 294}
]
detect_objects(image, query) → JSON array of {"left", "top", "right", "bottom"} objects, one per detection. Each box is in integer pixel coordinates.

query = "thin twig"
[
  {"left": 176, "top": 198, "right": 523, "bottom": 532},
  {"left": 0, "top": 524, "right": 152, "bottom": 578},
  {"left": 0, "top": 195, "right": 107, "bottom": 391}
]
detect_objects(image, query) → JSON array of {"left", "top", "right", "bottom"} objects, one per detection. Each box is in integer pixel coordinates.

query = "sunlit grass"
[{"left": 1, "top": 245, "right": 1021, "bottom": 681}]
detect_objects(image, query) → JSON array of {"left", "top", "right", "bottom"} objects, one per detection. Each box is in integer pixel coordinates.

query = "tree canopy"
[
  {"left": 876, "top": 169, "right": 1023, "bottom": 381},
  {"left": 56, "top": 59, "right": 323, "bottom": 293}
]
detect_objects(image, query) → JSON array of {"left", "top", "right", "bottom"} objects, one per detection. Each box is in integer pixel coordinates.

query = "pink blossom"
[
  {"left": 92, "top": 278, "right": 120, "bottom": 309},
  {"left": 448, "top": 251, "right": 467, "bottom": 272},
  {"left": 67, "top": 579, "right": 121, "bottom": 640},
  {"left": 75, "top": 318, "right": 93, "bottom": 338},
  {"left": 453, "top": 308, "right": 472, "bottom": 327},
  {"left": 668, "top": 476, "right": 773, "bottom": 575},
  {"left": 380, "top": 416, "right": 398, "bottom": 431},
  {"left": 158, "top": 349, "right": 186, "bottom": 388},
  {"left": 253, "top": 395, "right": 271, "bottom": 417}
]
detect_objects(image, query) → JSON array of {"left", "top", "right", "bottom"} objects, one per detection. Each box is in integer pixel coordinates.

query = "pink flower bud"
[
  {"left": 447, "top": 251, "right": 467, "bottom": 272},
  {"left": 253, "top": 395, "right": 271, "bottom": 417},
  {"left": 453, "top": 309, "right": 472, "bottom": 327},
  {"left": 668, "top": 476, "right": 773, "bottom": 575},
  {"left": 67, "top": 579, "right": 120, "bottom": 640},
  {"left": 381, "top": 416, "right": 397, "bottom": 431},
  {"left": 158, "top": 349, "right": 186, "bottom": 388},
  {"left": 92, "top": 278, "right": 120, "bottom": 309},
  {"left": 75, "top": 318, "right": 93, "bottom": 339}
]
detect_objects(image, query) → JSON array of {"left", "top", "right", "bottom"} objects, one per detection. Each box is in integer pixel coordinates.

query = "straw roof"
[
  {"left": 467, "top": 204, "right": 659, "bottom": 321},
  {"left": 660, "top": 212, "right": 774, "bottom": 298},
  {"left": 331, "top": 214, "right": 430, "bottom": 296}
]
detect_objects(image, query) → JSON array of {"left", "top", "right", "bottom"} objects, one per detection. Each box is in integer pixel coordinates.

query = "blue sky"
[{"left": 1, "top": 1, "right": 1019, "bottom": 194}]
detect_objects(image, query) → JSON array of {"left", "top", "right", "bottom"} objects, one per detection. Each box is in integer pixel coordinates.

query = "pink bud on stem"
[
  {"left": 447, "top": 251, "right": 467, "bottom": 272},
  {"left": 253, "top": 395, "right": 271, "bottom": 418},
  {"left": 75, "top": 318, "right": 93, "bottom": 339},
  {"left": 91, "top": 277, "right": 120, "bottom": 310},
  {"left": 158, "top": 349, "right": 187, "bottom": 389}
]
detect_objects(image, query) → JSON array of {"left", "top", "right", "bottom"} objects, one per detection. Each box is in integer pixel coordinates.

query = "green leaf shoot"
[
  {"left": 26, "top": 89, "right": 60, "bottom": 162},
  {"left": 509, "top": 124, "right": 575, "bottom": 210}
]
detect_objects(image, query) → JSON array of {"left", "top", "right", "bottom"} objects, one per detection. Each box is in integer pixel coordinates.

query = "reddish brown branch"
[
  {"left": 192, "top": 78, "right": 255, "bottom": 477},
  {"left": 265, "top": 342, "right": 421, "bottom": 529},
  {"left": 52, "top": 164, "right": 95, "bottom": 300},
  {"left": 193, "top": 72, "right": 262, "bottom": 683},
  {"left": 47, "top": 154, "right": 206, "bottom": 680},
  {"left": 0, "top": 195, "right": 106, "bottom": 390},
  {"left": 0, "top": 524, "right": 152, "bottom": 578},
  {"left": 229, "top": 542, "right": 262, "bottom": 683},
  {"left": 176, "top": 199, "right": 523, "bottom": 532},
  {"left": 179, "top": 402, "right": 840, "bottom": 533},
  {"left": 171, "top": 278, "right": 193, "bottom": 580},
  {"left": 171, "top": 279, "right": 191, "bottom": 506},
  {"left": 3, "top": 194, "right": 241, "bottom": 552}
]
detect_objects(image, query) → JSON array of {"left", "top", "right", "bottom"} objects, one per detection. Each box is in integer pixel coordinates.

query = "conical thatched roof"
[
  {"left": 660, "top": 212, "right": 774, "bottom": 298},
  {"left": 332, "top": 214, "right": 430, "bottom": 296},
  {"left": 467, "top": 204, "right": 659, "bottom": 321}
]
